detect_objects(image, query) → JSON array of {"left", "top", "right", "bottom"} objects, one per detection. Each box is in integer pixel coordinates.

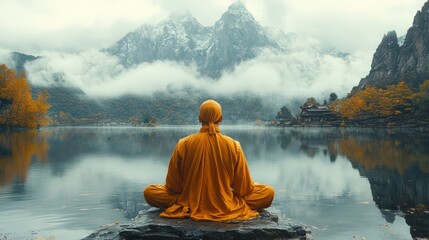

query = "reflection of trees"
[
  {"left": 332, "top": 132, "right": 429, "bottom": 239},
  {"left": 0, "top": 130, "right": 49, "bottom": 186},
  {"left": 43, "top": 127, "right": 187, "bottom": 176},
  {"left": 293, "top": 129, "right": 341, "bottom": 159},
  {"left": 337, "top": 134, "right": 429, "bottom": 174},
  {"left": 287, "top": 128, "right": 429, "bottom": 238},
  {"left": 277, "top": 130, "right": 292, "bottom": 150}
]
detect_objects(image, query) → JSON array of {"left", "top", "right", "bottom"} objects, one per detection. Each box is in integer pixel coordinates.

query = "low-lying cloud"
[{"left": 24, "top": 37, "right": 371, "bottom": 102}]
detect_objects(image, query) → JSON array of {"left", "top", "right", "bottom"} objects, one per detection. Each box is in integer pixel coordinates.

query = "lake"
[{"left": 0, "top": 126, "right": 428, "bottom": 239}]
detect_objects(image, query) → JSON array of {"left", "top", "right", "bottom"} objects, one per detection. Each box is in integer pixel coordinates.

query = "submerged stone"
[{"left": 83, "top": 209, "right": 310, "bottom": 240}]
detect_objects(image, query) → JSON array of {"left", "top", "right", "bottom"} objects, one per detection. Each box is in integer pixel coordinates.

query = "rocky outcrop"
[
  {"left": 83, "top": 209, "right": 310, "bottom": 240},
  {"left": 358, "top": 31, "right": 400, "bottom": 88},
  {"left": 9, "top": 52, "right": 39, "bottom": 71},
  {"left": 358, "top": 0, "right": 429, "bottom": 89}
]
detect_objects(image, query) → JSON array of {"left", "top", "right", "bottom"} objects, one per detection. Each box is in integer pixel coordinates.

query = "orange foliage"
[
  {"left": 336, "top": 82, "right": 415, "bottom": 119},
  {"left": 0, "top": 130, "right": 50, "bottom": 186},
  {"left": 0, "top": 64, "right": 51, "bottom": 128},
  {"left": 335, "top": 135, "right": 429, "bottom": 174}
]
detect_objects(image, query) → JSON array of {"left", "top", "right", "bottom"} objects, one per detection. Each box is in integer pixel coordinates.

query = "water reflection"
[
  {"left": 281, "top": 128, "right": 429, "bottom": 239},
  {"left": 0, "top": 127, "right": 428, "bottom": 239},
  {"left": 0, "top": 130, "right": 49, "bottom": 187}
]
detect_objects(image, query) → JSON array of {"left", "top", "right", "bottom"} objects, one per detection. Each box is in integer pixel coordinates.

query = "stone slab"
[{"left": 83, "top": 209, "right": 310, "bottom": 240}]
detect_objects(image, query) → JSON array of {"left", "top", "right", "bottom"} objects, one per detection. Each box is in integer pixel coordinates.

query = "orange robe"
[{"left": 144, "top": 125, "right": 274, "bottom": 221}]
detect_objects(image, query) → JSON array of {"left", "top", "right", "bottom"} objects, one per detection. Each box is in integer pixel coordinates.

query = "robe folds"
[{"left": 144, "top": 125, "right": 274, "bottom": 221}]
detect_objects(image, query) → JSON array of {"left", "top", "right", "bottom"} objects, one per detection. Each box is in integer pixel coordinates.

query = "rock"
[
  {"left": 357, "top": 0, "right": 429, "bottom": 90},
  {"left": 358, "top": 31, "right": 399, "bottom": 89},
  {"left": 83, "top": 209, "right": 310, "bottom": 240}
]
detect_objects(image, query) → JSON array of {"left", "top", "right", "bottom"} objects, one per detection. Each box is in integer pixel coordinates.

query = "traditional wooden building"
[{"left": 299, "top": 104, "right": 339, "bottom": 123}]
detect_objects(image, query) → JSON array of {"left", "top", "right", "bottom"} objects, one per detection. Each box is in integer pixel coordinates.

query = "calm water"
[{"left": 0, "top": 126, "right": 428, "bottom": 240}]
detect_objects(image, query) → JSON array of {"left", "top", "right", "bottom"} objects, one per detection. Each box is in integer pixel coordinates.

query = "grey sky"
[
  {"left": 1, "top": 0, "right": 427, "bottom": 101},
  {"left": 0, "top": 0, "right": 426, "bottom": 54}
]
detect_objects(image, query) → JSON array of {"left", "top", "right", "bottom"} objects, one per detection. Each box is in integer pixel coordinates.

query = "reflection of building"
[
  {"left": 295, "top": 130, "right": 339, "bottom": 161},
  {"left": 299, "top": 104, "right": 339, "bottom": 123}
]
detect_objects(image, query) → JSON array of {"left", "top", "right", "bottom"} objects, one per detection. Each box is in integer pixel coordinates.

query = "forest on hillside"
[{"left": 332, "top": 81, "right": 429, "bottom": 122}]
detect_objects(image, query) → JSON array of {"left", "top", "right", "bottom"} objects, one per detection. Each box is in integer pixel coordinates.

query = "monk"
[{"left": 144, "top": 99, "right": 274, "bottom": 221}]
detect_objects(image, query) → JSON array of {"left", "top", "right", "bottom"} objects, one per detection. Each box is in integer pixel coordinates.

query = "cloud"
[
  {"left": 241, "top": 0, "right": 426, "bottom": 52},
  {"left": 1, "top": 0, "right": 426, "bottom": 53},
  {"left": 25, "top": 35, "right": 371, "bottom": 102},
  {"left": 0, "top": 48, "right": 13, "bottom": 67},
  {"left": 0, "top": 0, "right": 162, "bottom": 52}
]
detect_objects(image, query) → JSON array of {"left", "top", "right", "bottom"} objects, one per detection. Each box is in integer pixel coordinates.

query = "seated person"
[{"left": 144, "top": 99, "right": 274, "bottom": 221}]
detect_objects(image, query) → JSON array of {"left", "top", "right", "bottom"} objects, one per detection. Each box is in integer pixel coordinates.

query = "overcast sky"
[
  {"left": 0, "top": 0, "right": 427, "bottom": 101},
  {"left": 0, "top": 0, "right": 426, "bottom": 54}
]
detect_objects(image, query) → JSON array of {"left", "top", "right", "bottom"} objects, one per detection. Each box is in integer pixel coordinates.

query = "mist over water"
[{"left": 1, "top": 126, "right": 427, "bottom": 239}]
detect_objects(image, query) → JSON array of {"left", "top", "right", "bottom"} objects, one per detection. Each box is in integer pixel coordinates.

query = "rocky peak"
[
  {"left": 358, "top": 31, "right": 399, "bottom": 88},
  {"left": 204, "top": 1, "right": 274, "bottom": 78},
  {"left": 106, "top": 1, "right": 277, "bottom": 79},
  {"left": 357, "top": 0, "right": 429, "bottom": 90},
  {"left": 411, "top": 0, "right": 429, "bottom": 29},
  {"left": 220, "top": 1, "right": 255, "bottom": 23},
  {"left": 397, "top": 0, "right": 429, "bottom": 87},
  {"left": 10, "top": 52, "right": 39, "bottom": 71},
  {"left": 165, "top": 10, "right": 202, "bottom": 28}
]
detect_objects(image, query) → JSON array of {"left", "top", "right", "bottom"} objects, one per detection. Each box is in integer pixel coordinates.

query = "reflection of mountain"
[
  {"left": 362, "top": 166, "right": 429, "bottom": 238},
  {"left": 295, "top": 130, "right": 429, "bottom": 239},
  {"left": 0, "top": 130, "right": 49, "bottom": 186},
  {"left": 43, "top": 127, "right": 190, "bottom": 176},
  {"left": 336, "top": 134, "right": 429, "bottom": 239}
]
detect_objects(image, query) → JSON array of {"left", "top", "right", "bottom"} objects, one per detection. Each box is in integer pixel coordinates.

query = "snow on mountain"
[
  {"left": 11, "top": 1, "right": 362, "bottom": 102},
  {"left": 106, "top": 1, "right": 280, "bottom": 79}
]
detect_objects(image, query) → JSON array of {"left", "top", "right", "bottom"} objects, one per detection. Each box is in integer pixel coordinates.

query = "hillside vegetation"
[{"left": 0, "top": 64, "right": 51, "bottom": 128}]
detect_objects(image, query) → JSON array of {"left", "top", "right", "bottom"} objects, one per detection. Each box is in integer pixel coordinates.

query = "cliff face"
[{"left": 358, "top": 0, "right": 429, "bottom": 89}]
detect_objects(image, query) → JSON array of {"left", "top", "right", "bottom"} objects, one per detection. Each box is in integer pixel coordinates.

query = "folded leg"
[
  {"left": 144, "top": 184, "right": 178, "bottom": 209},
  {"left": 244, "top": 184, "right": 275, "bottom": 211}
]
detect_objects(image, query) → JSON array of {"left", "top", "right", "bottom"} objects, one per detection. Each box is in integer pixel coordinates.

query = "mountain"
[
  {"left": 3, "top": 1, "right": 352, "bottom": 125},
  {"left": 106, "top": 2, "right": 279, "bottom": 79},
  {"left": 9, "top": 52, "right": 39, "bottom": 71},
  {"left": 357, "top": 0, "right": 429, "bottom": 89}
]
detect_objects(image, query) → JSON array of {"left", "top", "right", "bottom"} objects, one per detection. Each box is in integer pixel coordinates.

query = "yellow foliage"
[
  {"left": 0, "top": 130, "right": 49, "bottom": 186},
  {"left": 0, "top": 64, "right": 51, "bottom": 128},
  {"left": 336, "top": 135, "right": 429, "bottom": 174},
  {"left": 337, "top": 81, "right": 415, "bottom": 119}
]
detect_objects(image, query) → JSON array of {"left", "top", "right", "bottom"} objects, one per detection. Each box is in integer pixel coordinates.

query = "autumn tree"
[
  {"left": 0, "top": 64, "right": 51, "bottom": 128},
  {"left": 336, "top": 82, "right": 415, "bottom": 120},
  {"left": 381, "top": 82, "right": 414, "bottom": 115},
  {"left": 336, "top": 95, "right": 365, "bottom": 119}
]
